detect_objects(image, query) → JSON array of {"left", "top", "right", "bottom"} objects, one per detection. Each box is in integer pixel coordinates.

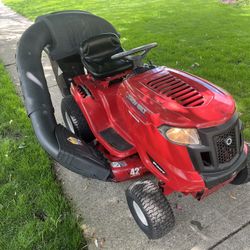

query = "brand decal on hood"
[{"left": 126, "top": 94, "right": 147, "bottom": 114}]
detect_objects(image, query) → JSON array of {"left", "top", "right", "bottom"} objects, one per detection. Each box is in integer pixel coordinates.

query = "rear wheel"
[
  {"left": 61, "top": 95, "right": 95, "bottom": 142},
  {"left": 231, "top": 163, "right": 250, "bottom": 185},
  {"left": 126, "top": 180, "right": 175, "bottom": 239}
]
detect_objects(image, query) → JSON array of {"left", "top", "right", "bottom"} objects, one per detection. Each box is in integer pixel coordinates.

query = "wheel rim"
[
  {"left": 65, "top": 112, "right": 75, "bottom": 134},
  {"left": 133, "top": 201, "right": 148, "bottom": 226}
]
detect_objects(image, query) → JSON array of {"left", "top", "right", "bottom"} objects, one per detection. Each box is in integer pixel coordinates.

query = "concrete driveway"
[{"left": 0, "top": 2, "right": 249, "bottom": 249}]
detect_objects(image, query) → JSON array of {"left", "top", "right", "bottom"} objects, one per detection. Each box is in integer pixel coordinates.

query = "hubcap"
[
  {"left": 65, "top": 112, "right": 75, "bottom": 134},
  {"left": 133, "top": 201, "right": 148, "bottom": 226}
]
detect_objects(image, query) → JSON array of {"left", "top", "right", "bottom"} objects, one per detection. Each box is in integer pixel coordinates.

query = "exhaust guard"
[{"left": 16, "top": 13, "right": 112, "bottom": 181}]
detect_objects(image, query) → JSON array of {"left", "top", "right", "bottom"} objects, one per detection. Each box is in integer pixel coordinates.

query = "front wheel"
[
  {"left": 126, "top": 180, "right": 175, "bottom": 239},
  {"left": 231, "top": 163, "right": 250, "bottom": 185}
]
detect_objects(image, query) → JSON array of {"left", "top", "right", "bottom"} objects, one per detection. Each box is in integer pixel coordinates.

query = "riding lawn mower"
[{"left": 16, "top": 11, "right": 249, "bottom": 239}]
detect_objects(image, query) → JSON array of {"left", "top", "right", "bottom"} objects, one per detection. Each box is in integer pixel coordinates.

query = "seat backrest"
[
  {"left": 79, "top": 33, "right": 132, "bottom": 78},
  {"left": 80, "top": 33, "right": 122, "bottom": 64}
]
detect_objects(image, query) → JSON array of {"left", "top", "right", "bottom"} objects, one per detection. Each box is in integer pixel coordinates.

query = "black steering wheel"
[{"left": 111, "top": 42, "right": 157, "bottom": 68}]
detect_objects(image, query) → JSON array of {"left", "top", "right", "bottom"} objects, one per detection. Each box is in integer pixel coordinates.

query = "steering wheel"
[{"left": 111, "top": 42, "right": 157, "bottom": 68}]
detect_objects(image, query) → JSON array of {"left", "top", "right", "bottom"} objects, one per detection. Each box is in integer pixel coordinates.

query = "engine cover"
[{"left": 123, "top": 67, "right": 235, "bottom": 128}]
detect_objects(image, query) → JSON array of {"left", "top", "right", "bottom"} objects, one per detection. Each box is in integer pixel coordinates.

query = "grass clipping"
[{"left": 0, "top": 63, "right": 86, "bottom": 249}]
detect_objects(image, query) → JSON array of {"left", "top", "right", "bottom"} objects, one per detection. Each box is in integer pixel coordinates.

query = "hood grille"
[
  {"left": 214, "top": 126, "right": 237, "bottom": 164},
  {"left": 143, "top": 73, "right": 204, "bottom": 107}
]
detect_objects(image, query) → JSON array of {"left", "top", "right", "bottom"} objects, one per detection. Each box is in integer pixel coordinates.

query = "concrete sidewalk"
[{"left": 1, "top": 2, "right": 250, "bottom": 249}]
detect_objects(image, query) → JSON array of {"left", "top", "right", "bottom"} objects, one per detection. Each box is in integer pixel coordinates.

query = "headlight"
[{"left": 159, "top": 126, "right": 200, "bottom": 145}]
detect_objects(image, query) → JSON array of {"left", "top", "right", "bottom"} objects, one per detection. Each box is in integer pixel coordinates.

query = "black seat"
[{"left": 80, "top": 33, "right": 133, "bottom": 78}]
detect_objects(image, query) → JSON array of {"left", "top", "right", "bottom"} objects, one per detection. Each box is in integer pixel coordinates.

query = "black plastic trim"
[
  {"left": 148, "top": 155, "right": 166, "bottom": 174},
  {"left": 202, "top": 149, "right": 247, "bottom": 188},
  {"left": 187, "top": 114, "right": 247, "bottom": 188},
  {"left": 100, "top": 127, "right": 133, "bottom": 151},
  {"left": 55, "top": 125, "right": 111, "bottom": 180}
]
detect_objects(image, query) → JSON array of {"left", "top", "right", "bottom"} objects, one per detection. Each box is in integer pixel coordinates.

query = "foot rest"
[{"left": 100, "top": 127, "right": 133, "bottom": 151}]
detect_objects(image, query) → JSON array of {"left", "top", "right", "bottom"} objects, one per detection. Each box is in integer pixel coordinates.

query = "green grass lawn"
[
  {"left": 0, "top": 63, "right": 86, "bottom": 249},
  {"left": 3, "top": 0, "right": 250, "bottom": 140}
]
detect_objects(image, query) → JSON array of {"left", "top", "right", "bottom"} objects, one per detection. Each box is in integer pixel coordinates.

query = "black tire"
[
  {"left": 126, "top": 180, "right": 175, "bottom": 239},
  {"left": 231, "top": 163, "right": 250, "bottom": 185},
  {"left": 61, "top": 95, "right": 95, "bottom": 142}
]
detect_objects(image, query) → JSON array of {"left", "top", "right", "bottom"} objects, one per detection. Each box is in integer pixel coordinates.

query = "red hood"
[{"left": 124, "top": 67, "right": 235, "bottom": 128}]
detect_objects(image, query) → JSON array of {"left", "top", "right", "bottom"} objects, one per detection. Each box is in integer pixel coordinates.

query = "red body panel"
[
  {"left": 71, "top": 66, "right": 247, "bottom": 197},
  {"left": 121, "top": 67, "right": 236, "bottom": 129}
]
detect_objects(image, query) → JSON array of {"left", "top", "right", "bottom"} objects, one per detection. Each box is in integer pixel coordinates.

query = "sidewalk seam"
[{"left": 208, "top": 220, "right": 250, "bottom": 250}]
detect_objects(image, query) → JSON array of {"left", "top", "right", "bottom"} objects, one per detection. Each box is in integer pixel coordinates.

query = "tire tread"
[{"left": 126, "top": 180, "right": 175, "bottom": 239}]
